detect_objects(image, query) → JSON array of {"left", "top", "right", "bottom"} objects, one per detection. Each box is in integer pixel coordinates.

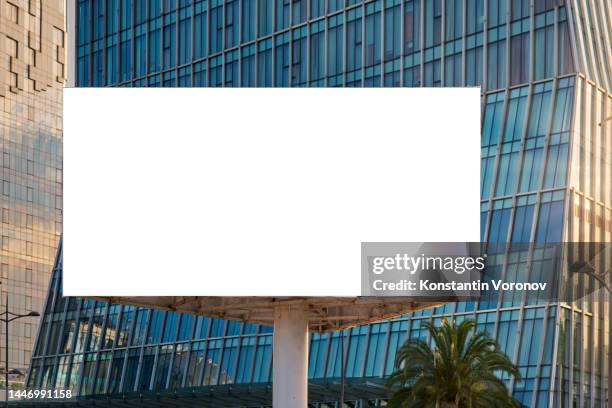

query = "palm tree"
[{"left": 386, "top": 318, "right": 521, "bottom": 408}]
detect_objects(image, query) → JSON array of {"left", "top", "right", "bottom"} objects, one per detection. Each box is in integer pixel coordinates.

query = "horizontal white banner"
[{"left": 64, "top": 88, "right": 480, "bottom": 296}]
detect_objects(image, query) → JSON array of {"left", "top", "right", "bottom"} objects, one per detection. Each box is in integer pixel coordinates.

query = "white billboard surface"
[{"left": 64, "top": 88, "right": 480, "bottom": 296}]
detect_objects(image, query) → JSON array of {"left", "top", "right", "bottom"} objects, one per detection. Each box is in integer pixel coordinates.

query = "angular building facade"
[
  {"left": 0, "top": 0, "right": 65, "bottom": 392},
  {"left": 28, "top": 0, "right": 611, "bottom": 407}
]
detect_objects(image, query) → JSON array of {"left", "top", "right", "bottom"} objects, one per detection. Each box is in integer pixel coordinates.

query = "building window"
[
  {"left": 510, "top": 31, "right": 529, "bottom": 86},
  {"left": 258, "top": 0, "right": 272, "bottom": 36},
  {"left": 7, "top": 37, "right": 18, "bottom": 58},
  {"left": 275, "top": 0, "right": 290, "bottom": 31},
  {"left": 365, "top": 1, "right": 382, "bottom": 68},
  {"left": 211, "top": 0, "right": 223, "bottom": 54},
  {"left": 8, "top": 2, "right": 19, "bottom": 23}
]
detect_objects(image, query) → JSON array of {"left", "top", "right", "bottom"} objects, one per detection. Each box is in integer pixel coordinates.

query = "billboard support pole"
[{"left": 272, "top": 304, "right": 309, "bottom": 408}]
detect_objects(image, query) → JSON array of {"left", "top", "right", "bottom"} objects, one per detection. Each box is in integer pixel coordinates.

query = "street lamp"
[
  {"left": 570, "top": 261, "right": 612, "bottom": 404},
  {"left": 0, "top": 291, "right": 39, "bottom": 407}
]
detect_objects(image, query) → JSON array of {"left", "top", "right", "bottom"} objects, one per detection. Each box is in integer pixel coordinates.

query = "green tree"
[{"left": 386, "top": 318, "right": 521, "bottom": 408}]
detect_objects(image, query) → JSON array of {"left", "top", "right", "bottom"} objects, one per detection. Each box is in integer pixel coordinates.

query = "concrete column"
[{"left": 273, "top": 305, "right": 309, "bottom": 408}]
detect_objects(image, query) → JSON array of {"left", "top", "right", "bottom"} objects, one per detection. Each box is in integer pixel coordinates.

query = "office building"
[
  {"left": 0, "top": 0, "right": 65, "bottom": 393},
  {"left": 28, "top": 0, "right": 611, "bottom": 406}
]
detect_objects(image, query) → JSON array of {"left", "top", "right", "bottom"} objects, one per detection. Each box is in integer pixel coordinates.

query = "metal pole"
[
  {"left": 5, "top": 292, "right": 8, "bottom": 408},
  {"left": 606, "top": 290, "right": 612, "bottom": 407},
  {"left": 339, "top": 330, "right": 344, "bottom": 408}
]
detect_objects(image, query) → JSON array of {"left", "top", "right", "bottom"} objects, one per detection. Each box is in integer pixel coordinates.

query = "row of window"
[
  {"left": 2, "top": 153, "right": 62, "bottom": 181},
  {"left": 570, "top": 78, "right": 612, "bottom": 205},
  {"left": 76, "top": 0, "right": 572, "bottom": 88},
  {"left": 79, "top": 0, "right": 565, "bottom": 47},
  {"left": 481, "top": 78, "right": 574, "bottom": 200},
  {"left": 570, "top": 0, "right": 612, "bottom": 91},
  {"left": 38, "top": 303, "right": 270, "bottom": 357}
]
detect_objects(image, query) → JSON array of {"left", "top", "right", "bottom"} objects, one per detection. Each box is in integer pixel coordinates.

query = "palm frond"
[{"left": 386, "top": 318, "right": 521, "bottom": 408}]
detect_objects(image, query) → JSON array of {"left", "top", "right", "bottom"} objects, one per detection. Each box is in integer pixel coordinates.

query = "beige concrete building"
[{"left": 0, "top": 0, "right": 64, "bottom": 391}]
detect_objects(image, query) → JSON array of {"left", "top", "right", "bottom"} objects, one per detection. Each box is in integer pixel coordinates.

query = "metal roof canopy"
[
  {"left": 91, "top": 296, "right": 440, "bottom": 332},
  {"left": 11, "top": 379, "right": 391, "bottom": 407}
]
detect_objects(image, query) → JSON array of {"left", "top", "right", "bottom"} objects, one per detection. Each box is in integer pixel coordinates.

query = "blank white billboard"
[{"left": 63, "top": 88, "right": 480, "bottom": 296}]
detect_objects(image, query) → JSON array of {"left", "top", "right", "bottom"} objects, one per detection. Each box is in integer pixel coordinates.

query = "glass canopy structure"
[{"left": 28, "top": 0, "right": 611, "bottom": 407}]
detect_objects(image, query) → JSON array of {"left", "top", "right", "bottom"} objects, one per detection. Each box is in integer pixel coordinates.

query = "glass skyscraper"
[
  {"left": 28, "top": 0, "right": 611, "bottom": 406},
  {"left": 0, "top": 0, "right": 65, "bottom": 394}
]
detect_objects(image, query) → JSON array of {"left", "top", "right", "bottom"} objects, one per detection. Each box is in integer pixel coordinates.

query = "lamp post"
[
  {"left": 0, "top": 291, "right": 39, "bottom": 407},
  {"left": 339, "top": 329, "right": 345, "bottom": 408},
  {"left": 570, "top": 261, "right": 612, "bottom": 405}
]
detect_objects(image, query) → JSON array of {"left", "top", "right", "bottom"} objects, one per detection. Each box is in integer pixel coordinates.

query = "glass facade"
[
  {"left": 0, "top": 0, "right": 65, "bottom": 393},
  {"left": 28, "top": 0, "right": 611, "bottom": 407},
  {"left": 73, "top": 0, "right": 580, "bottom": 89}
]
